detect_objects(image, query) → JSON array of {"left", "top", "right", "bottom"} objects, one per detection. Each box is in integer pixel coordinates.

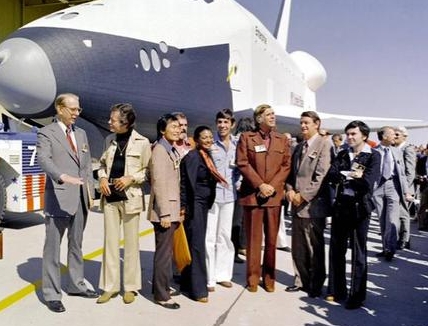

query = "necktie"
[
  {"left": 382, "top": 147, "right": 392, "bottom": 179},
  {"left": 66, "top": 126, "right": 79, "bottom": 162},
  {"left": 199, "top": 149, "right": 228, "bottom": 186},
  {"left": 300, "top": 141, "right": 308, "bottom": 163}
]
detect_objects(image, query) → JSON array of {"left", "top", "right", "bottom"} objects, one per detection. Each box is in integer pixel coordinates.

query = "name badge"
[
  {"left": 174, "top": 160, "right": 180, "bottom": 170},
  {"left": 254, "top": 144, "right": 267, "bottom": 153}
]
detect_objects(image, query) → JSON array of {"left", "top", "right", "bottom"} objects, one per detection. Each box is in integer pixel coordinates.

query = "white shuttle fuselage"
[
  {"left": 0, "top": 0, "right": 325, "bottom": 143},
  {"left": 1, "top": 0, "right": 424, "bottom": 152}
]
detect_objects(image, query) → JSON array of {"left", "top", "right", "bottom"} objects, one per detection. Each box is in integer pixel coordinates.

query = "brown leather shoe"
[
  {"left": 123, "top": 291, "right": 136, "bottom": 304},
  {"left": 264, "top": 284, "right": 275, "bottom": 292},
  {"left": 196, "top": 297, "right": 208, "bottom": 303},
  {"left": 217, "top": 281, "right": 232, "bottom": 288},
  {"left": 247, "top": 285, "right": 258, "bottom": 292},
  {"left": 96, "top": 291, "right": 119, "bottom": 304}
]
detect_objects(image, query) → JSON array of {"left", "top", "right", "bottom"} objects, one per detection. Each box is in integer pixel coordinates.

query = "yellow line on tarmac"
[{"left": 0, "top": 227, "right": 154, "bottom": 312}]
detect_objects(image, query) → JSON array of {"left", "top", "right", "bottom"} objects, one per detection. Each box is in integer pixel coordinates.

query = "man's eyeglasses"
[{"left": 62, "top": 105, "right": 83, "bottom": 114}]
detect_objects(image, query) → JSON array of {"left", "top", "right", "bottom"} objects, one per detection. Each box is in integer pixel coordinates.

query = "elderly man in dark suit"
[
  {"left": 373, "top": 126, "right": 412, "bottom": 262},
  {"left": 37, "top": 93, "right": 97, "bottom": 313},
  {"left": 285, "top": 111, "right": 332, "bottom": 298},
  {"left": 236, "top": 104, "right": 291, "bottom": 293}
]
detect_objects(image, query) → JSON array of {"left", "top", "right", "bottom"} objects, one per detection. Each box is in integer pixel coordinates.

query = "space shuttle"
[{"left": 0, "top": 0, "right": 425, "bottom": 156}]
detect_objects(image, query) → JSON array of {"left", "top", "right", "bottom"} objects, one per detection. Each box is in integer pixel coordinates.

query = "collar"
[
  {"left": 214, "top": 133, "right": 236, "bottom": 144},
  {"left": 305, "top": 133, "right": 319, "bottom": 147},
  {"left": 158, "top": 136, "right": 175, "bottom": 154},
  {"left": 57, "top": 120, "right": 74, "bottom": 133},
  {"left": 258, "top": 128, "right": 272, "bottom": 140},
  {"left": 352, "top": 143, "right": 372, "bottom": 154}
]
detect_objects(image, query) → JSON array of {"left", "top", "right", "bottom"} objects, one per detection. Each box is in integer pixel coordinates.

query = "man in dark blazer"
[
  {"left": 236, "top": 104, "right": 291, "bottom": 293},
  {"left": 37, "top": 93, "right": 97, "bottom": 313},
  {"left": 415, "top": 149, "right": 428, "bottom": 230},
  {"left": 285, "top": 111, "right": 332, "bottom": 298},
  {"left": 326, "top": 120, "right": 381, "bottom": 309}
]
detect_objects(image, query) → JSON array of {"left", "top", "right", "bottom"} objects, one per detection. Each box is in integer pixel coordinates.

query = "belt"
[
  {"left": 197, "top": 179, "right": 211, "bottom": 185},
  {"left": 381, "top": 176, "right": 394, "bottom": 182}
]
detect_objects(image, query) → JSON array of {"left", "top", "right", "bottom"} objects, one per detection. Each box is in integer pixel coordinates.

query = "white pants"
[
  {"left": 277, "top": 207, "right": 289, "bottom": 247},
  {"left": 99, "top": 201, "right": 141, "bottom": 292},
  {"left": 206, "top": 202, "right": 235, "bottom": 287}
]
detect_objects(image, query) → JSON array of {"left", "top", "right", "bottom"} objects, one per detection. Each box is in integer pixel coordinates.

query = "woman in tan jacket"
[{"left": 97, "top": 104, "right": 151, "bottom": 304}]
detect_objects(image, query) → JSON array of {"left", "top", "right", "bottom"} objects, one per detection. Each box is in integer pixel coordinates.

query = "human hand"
[
  {"left": 259, "top": 183, "right": 275, "bottom": 198},
  {"left": 60, "top": 174, "right": 84, "bottom": 185},
  {"left": 99, "top": 177, "right": 111, "bottom": 196},
  {"left": 350, "top": 170, "right": 363, "bottom": 179},
  {"left": 285, "top": 190, "right": 296, "bottom": 202},
  {"left": 179, "top": 208, "right": 186, "bottom": 222},
  {"left": 160, "top": 216, "right": 171, "bottom": 229},
  {"left": 113, "top": 176, "right": 133, "bottom": 191},
  {"left": 291, "top": 192, "right": 305, "bottom": 207}
]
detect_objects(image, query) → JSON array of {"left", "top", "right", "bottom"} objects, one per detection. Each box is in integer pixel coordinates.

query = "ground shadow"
[{"left": 296, "top": 219, "right": 428, "bottom": 326}]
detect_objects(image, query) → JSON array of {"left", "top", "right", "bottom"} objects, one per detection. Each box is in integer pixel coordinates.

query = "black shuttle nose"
[{"left": 0, "top": 37, "right": 56, "bottom": 117}]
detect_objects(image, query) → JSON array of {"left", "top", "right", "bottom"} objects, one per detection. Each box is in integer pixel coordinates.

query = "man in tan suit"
[
  {"left": 236, "top": 104, "right": 291, "bottom": 293},
  {"left": 285, "top": 111, "right": 332, "bottom": 298}
]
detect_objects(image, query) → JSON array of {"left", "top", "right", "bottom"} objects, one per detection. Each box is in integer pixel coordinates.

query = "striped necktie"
[
  {"left": 382, "top": 147, "right": 392, "bottom": 179},
  {"left": 66, "top": 126, "right": 79, "bottom": 163}
]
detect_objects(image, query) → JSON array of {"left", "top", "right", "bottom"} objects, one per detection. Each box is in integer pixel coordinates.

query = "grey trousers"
[
  {"left": 42, "top": 200, "right": 88, "bottom": 301},
  {"left": 373, "top": 178, "right": 400, "bottom": 254}
]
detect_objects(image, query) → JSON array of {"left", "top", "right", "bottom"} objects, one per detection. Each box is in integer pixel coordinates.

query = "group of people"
[{"left": 36, "top": 92, "right": 426, "bottom": 314}]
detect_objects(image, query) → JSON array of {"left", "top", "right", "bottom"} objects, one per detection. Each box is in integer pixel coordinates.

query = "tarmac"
[{"left": 0, "top": 199, "right": 427, "bottom": 326}]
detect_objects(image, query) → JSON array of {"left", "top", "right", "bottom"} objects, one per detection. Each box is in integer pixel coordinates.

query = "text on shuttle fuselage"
[{"left": 255, "top": 26, "right": 267, "bottom": 44}]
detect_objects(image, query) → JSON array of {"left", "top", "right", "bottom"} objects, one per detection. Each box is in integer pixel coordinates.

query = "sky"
[{"left": 236, "top": 0, "right": 428, "bottom": 146}]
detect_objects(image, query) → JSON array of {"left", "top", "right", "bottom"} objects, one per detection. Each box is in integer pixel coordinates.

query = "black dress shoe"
[
  {"left": 68, "top": 289, "right": 99, "bottom": 298},
  {"left": 277, "top": 246, "right": 291, "bottom": 252},
  {"left": 385, "top": 251, "right": 394, "bottom": 262},
  {"left": 345, "top": 299, "right": 363, "bottom": 310},
  {"left": 308, "top": 291, "right": 322, "bottom": 298},
  {"left": 285, "top": 285, "right": 301, "bottom": 292},
  {"left": 46, "top": 300, "right": 65, "bottom": 313},
  {"left": 375, "top": 251, "right": 385, "bottom": 257},
  {"left": 156, "top": 300, "right": 180, "bottom": 309},
  {"left": 169, "top": 289, "right": 181, "bottom": 297}
]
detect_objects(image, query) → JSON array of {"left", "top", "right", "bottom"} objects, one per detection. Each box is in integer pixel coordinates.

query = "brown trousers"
[{"left": 244, "top": 206, "right": 280, "bottom": 288}]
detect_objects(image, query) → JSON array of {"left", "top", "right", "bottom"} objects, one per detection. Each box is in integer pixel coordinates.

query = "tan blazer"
[
  {"left": 286, "top": 134, "right": 332, "bottom": 218},
  {"left": 147, "top": 142, "right": 181, "bottom": 222},
  {"left": 236, "top": 130, "right": 291, "bottom": 206},
  {"left": 98, "top": 129, "right": 151, "bottom": 214}
]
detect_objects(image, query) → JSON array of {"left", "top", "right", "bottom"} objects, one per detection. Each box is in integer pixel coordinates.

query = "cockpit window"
[
  {"left": 45, "top": 12, "right": 65, "bottom": 19},
  {"left": 61, "top": 12, "right": 79, "bottom": 20}
]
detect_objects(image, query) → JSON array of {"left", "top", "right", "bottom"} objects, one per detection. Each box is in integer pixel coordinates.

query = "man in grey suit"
[
  {"left": 37, "top": 93, "right": 97, "bottom": 313},
  {"left": 394, "top": 126, "right": 416, "bottom": 249},
  {"left": 285, "top": 111, "right": 332, "bottom": 298},
  {"left": 373, "top": 126, "right": 412, "bottom": 261}
]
